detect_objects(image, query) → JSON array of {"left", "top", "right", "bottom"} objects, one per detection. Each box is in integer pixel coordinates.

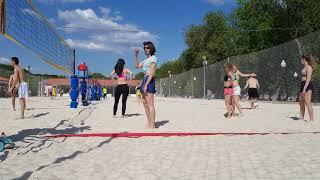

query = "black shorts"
[
  {"left": 300, "top": 81, "right": 314, "bottom": 92},
  {"left": 248, "top": 88, "right": 259, "bottom": 99}
]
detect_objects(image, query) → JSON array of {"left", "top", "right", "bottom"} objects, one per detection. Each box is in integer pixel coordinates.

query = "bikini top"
[
  {"left": 224, "top": 74, "right": 230, "bottom": 81},
  {"left": 117, "top": 73, "right": 126, "bottom": 79},
  {"left": 233, "top": 73, "right": 239, "bottom": 81}
]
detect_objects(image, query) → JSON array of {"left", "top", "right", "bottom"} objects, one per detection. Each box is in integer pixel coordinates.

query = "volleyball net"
[
  {"left": 0, "top": 0, "right": 74, "bottom": 74},
  {"left": 159, "top": 30, "right": 320, "bottom": 102}
]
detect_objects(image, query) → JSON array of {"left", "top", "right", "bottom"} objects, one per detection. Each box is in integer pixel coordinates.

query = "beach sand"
[{"left": 0, "top": 96, "right": 319, "bottom": 179}]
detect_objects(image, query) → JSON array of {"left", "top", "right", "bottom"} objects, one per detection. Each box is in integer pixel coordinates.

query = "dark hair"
[
  {"left": 225, "top": 63, "right": 233, "bottom": 72},
  {"left": 115, "top": 59, "right": 125, "bottom": 76},
  {"left": 11, "top": 57, "right": 19, "bottom": 65},
  {"left": 302, "top": 53, "right": 315, "bottom": 67},
  {"left": 143, "top": 41, "right": 156, "bottom": 56}
]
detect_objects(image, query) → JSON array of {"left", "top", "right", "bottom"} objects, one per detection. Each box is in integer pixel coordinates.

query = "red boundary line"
[{"left": 46, "top": 132, "right": 320, "bottom": 138}]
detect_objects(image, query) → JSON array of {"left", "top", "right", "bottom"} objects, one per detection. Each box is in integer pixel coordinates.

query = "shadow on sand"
[
  {"left": 15, "top": 136, "right": 115, "bottom": 180},
  {"left": 125, "top": 113, "right": 142, "bottom": 117},
  {"left": 155, "top": 120, "right": 169, "bottom": 128}
]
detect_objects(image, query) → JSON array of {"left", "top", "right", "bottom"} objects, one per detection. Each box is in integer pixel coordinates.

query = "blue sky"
[{"left": 0, "top": 0, "right": 236, "bottom": 76}]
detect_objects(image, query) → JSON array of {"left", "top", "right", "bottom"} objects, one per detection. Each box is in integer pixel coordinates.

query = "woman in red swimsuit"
[{"left": 224, "top": 63, "right": 235, "bottom": 118}]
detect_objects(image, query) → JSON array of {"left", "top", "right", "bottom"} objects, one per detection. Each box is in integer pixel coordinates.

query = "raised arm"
[
  {"left": 237, "top": 70, "right": 256, "bottom": 78},
  {"left": 134, "top": 48, "right": 144, "bottom": 68}
]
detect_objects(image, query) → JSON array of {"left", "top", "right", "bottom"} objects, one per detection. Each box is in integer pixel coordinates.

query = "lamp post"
[
  {"left": 281, "top": 60, "right": 287, "bottom": 100},
  {"left": 168, "top": 71, "right": 172, "bottom": 97},
  {"left": 202, "top": 56, "right": 207, "bottom": 99},
  {"left": 173, "top": 80, "right": 176, "bottom": 97},
  {"left": 27, "top": 65, "right": 31, "bottom": 96},
  {"left": 294, "top": 71, "right": 298, "bottom": 101},
  {"left": 192, "top": 77, "right": 196, "bottom": 97}
]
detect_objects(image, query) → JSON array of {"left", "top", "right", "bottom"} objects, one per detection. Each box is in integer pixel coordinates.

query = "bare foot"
[{"left": 149, "top": 125, "right": 156, "bottom": 129}]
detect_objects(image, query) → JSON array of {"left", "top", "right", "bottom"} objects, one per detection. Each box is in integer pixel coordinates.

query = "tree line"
[{"left": 136, "top": 0, "right": 320, "bottom": 80}]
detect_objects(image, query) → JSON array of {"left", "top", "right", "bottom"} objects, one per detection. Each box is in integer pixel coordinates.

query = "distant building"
[{"left": 40, "top": 78, "right": 142, "bottom": 96}]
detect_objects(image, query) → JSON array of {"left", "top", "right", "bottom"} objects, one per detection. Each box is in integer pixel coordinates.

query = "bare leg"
[
  {"left": 304, "top": 91, "right": 314, "bottom": 121},
  {"left": 25, "top": 98, "right": 28, "bottom": 110},
  {"left": 231, "top": 98, "right": 237, "bottom": 116},
  {"left": 299, "top": 93, "right": 305, "bottom": 120},
  {"left": 230, "top": 98, "right": 235, "bottom": 115},
  {"left": 12, "top": 95, "right": 16, "bottom": 111},
  {"left": 19, "top": 98, "right": 26, "bottom": 119},
  {"left": 146, "top": 93, "right": 156, "bottom": 128},
  {"left": 252, "top": 99, "right": 258, "bottom": 108},
  {"left": 233, "top": 95, "right": 243, "bottom": 114},
  {"left": 224, "top": 95, "right": 232, "bottom": 118},
  {"left": 142, "top": 94, "right": 151, "bottom": 127}
]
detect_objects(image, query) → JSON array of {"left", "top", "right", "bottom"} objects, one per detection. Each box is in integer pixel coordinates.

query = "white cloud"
[
  {"left": 99, "top": 7, "right": 123, "bottom": 21},
  {"left": 58, "top": 8, "right": 158, "bottom": 53},
  {"left": 205, "top": 0, "right": 232, "bottom": 6},
  {"left": 0, "top": 57, "right": 9, "bottom": 64}
]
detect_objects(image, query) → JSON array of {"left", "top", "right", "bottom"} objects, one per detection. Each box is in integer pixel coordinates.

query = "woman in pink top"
[{"left": 111, "top": 59, "right": 132, "bottom": 117}]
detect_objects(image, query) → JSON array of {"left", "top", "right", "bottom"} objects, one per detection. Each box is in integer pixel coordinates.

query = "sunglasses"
[{"left": 144, "top": 46, "right": 150, "bottom": 50}]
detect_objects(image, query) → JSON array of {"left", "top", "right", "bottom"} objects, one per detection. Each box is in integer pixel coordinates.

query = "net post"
[
  {"left": 0, "top": 0, "right": 5, "bottom": 34},
  {"left": 73, "top": 49, "right": 76, "bottom": 75}
]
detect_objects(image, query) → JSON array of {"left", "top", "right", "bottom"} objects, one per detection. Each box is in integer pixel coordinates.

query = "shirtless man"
[
  {"left": 244, "top": 76, "right": 260, "bottom": 109},
  {"left": 9, "top": 57, "right": 28, "bottom": 119}
]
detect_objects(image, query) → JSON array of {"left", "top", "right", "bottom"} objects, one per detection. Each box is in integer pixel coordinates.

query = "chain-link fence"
[
  {"left": 159, "top": 30, "right": 320, "bottom": 102},
  {"left": 0, "top": 74, "right": 46, "bottom": 98}
]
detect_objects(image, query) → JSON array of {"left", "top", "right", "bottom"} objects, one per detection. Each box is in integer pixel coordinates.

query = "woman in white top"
[
  {"left": 299, "top": 54, "right": 314, "bottom": 122},
  {"left": 134, "top": 41, "right": 157, "bottom": 128}
]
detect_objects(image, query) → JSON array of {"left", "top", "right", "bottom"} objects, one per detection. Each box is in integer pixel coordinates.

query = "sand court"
[{"left": 0, "top": 97, "right": 319, "bottom": 179}]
